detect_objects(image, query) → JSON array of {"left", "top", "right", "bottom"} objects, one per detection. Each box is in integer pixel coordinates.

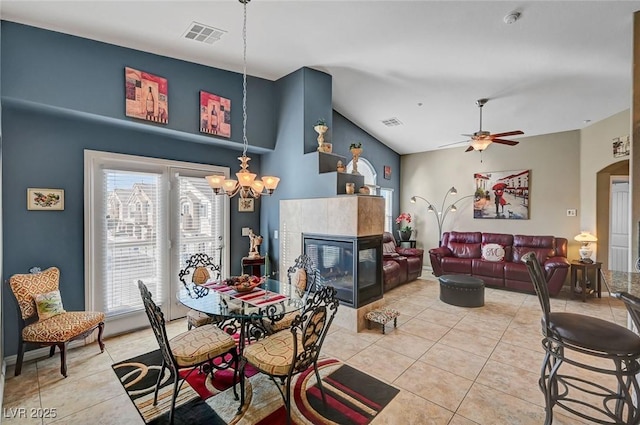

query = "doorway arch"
[{"left": 596, "top": 159, "right": 629, "bottom": 270}]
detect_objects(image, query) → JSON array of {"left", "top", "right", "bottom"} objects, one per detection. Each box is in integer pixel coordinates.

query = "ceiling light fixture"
[{"left": 206, "top": 0, "right": 280, "bottom": 199}]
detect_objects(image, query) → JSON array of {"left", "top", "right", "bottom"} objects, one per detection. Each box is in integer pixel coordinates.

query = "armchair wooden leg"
[
  {"left": 97, "top": 322, "right": 105, "bottom": 352},
  {"left": 59, "top": 343, "right": 68, "bottom": 377},
  {"left": 49, "top": 345, "right": 56, "bottom": 357},
  {"left": 15, "top": 339, "right": 25, "bottom": 377}
]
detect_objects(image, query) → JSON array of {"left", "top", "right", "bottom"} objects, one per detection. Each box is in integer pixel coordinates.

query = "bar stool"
[{"left": 522, "top": 252, "right": 640, "bottom": 425}]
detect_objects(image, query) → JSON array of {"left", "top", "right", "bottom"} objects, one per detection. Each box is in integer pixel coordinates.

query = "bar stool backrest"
[{"left": 522, "top": 251, "right": 551, "bottom": 336}]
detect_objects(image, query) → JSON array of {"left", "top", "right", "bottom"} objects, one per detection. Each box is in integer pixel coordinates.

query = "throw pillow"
[
  {"left": 34, "top": 290, "right": 66, "bottom": 321},
  {"left": 482, "top": 243, "right": 506, "bottom": 262}
]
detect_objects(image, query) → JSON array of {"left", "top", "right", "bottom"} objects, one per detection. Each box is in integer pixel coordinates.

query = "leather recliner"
[{"left": 382, "top": 232, "right": 424, "bottom": 292}]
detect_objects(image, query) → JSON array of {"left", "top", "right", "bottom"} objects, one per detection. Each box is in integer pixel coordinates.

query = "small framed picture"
[
  {"left": 383, "top": 165, "right": 392, "bottom": 180},
  {"left": 238, "top": 198, "right": 254, "bottom": 213},
  {"left": 27, "top": 188, "right": 65, "bottom": 211}
]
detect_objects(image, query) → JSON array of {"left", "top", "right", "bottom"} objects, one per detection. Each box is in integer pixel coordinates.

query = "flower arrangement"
[{"left": 396, "top": 213, "right": 412, "bottom": 232}]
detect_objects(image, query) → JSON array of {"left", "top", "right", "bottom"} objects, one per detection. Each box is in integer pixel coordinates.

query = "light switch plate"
[
  {"left": 241, "top": 227, "right": 251, "bottom": 236},
  {"left": 274, "top": 230, "right": 278, "bottom": 239},
  {"left": 566, "top": 209, "right": 577, "bottom": 217}
]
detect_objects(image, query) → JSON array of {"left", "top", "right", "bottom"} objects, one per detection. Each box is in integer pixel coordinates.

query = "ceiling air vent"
[
  {"left": 381, "top": 117, "right": 403, "bottom": 127},
  {"left": 183, "top": 22, "right": 227, "bottom": 45}
]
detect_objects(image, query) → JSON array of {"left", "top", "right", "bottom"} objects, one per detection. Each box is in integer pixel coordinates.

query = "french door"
[{"left": 84, "top": 151, "right": 229, "bottom": 336}]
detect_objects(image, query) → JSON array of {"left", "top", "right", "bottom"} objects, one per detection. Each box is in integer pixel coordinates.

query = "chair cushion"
[
  {"left": 192, "top": 267, "right": 210, "bottom": 285},
  {"left": 243, "top": 330, "right": 303, "bottom": 376},
  {"left": 186, "top": 309, "right": 216, "bottom": 327},
  {"left": 169, "top": 324, "right": 235, "bottom": 368},
  {"left": 22, "top": 311, "right": 105, "bottom": 343},
  {"left": 548, "top": 312, "right": 640, "bottom": 355},
  {"left": 34, "top": 290, "right": 66, "bottom": 321},
  {"left": 291, "top": 269, "right": 307, "bottom": 293},
  {"left": 10, "top": 267, "right": 60, "bottom": 320},
  {"left": 265, "top": 311, "right": 300, "bottom": 333}
]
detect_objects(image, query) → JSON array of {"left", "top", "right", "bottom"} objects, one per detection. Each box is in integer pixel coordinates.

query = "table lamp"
[{"left": 574, "top": 231, "right": 597, "bottom": 263}]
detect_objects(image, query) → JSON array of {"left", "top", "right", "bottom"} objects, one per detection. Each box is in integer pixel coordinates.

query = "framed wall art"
[
  {"left": 383, "top": 165, "right": 392, "bottom": 180},
  {"left": 125, "top": 67, "right": 168, "bottom": 124},
  {"left": 27, "top": 188, "right": 64, "bottom": 211},
  {"left": 200, "top": 91, "right": 231, "bottom": 138},
  {"left": 473, "top": 169, "right": 529, "bottom": 220},
  {"left": 238, "top": 197, "right": 254, "bottom": 213},
  {"left": 613, "top": 135, "right": 630, "bottom": 158}
]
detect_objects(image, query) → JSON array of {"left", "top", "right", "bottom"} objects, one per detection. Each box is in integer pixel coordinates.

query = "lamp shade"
[{"left": 574, "top": 232, "right": 597, "bottom": 243}]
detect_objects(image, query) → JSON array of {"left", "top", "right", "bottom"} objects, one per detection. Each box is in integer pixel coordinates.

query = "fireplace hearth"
[{"left": 303, "top": 233, "right": 383, "bottom": 308}]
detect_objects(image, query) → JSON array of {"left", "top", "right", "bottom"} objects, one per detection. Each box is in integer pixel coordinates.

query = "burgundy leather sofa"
[
  {"left": 429, "top": 231, "right": 569, "bottom": 296},
  {"left": 382, "top": 232, "right": 424, "bottom": 292}
]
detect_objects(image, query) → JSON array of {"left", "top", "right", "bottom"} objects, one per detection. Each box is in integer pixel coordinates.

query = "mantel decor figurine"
[
  {"left": 247, "top": 229, "right": 263, "bottom": 259},
  {"left": 314, "top": 118, "right": 330, "bottom": 152},
  {"left": 350, "top": 142, "right": 363, "bottom": 175}
]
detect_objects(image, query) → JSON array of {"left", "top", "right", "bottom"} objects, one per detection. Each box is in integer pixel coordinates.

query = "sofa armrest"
[
  {"left": 428, "top": 246, "right": 452, "bottom": 277},
  {"left": 396, "top": 247, "right": 424, "bottom": 257},
  {"left": 544, "top": 256, "right": 570, "bottom": 270},
  {"left": 429, "top": 246, "right": 452, "bottom": 258}
]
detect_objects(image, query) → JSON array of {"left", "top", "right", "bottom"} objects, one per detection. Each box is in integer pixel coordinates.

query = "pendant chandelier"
[{"left": 206, "top": 0, "right": 279, "bottom": 199}]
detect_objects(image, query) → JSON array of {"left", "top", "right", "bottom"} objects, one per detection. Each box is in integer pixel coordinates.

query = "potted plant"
[{"left": 396, "top": 212, "right": 413, "bottom": 241}]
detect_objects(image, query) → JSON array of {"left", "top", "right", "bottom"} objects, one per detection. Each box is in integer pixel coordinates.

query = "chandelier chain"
[{"left": 242, "top": 0, "right": 248, "bottom": 158}]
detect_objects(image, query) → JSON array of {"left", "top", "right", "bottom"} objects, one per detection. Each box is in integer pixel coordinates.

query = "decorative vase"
[
  {"left": 336, "top": 160, "right": 346, "bottom": 173},
  {"left": 398, "top": 230, "right": 412, "bottom": 241},
  {"left": 350, "top": 147, "right": 363, "bottom": 175},
  {"left": 314, "top": 125, "right": 329, "bottom": 152},
  {"left": 359, "top": 186, "right": 370, "bottom": 195},
  {"left": 345, "top": 182, "right": 355, "bottom": 194}
]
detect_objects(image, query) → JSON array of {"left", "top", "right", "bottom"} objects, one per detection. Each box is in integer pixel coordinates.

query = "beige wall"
[
  {"left": 580, "top": 109, "right": 631, "bottom": 262},
  {"left": 402, "top": 130, "right": 582, "bottom": 261}
]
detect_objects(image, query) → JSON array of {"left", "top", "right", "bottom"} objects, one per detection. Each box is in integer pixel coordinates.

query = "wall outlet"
[
  {"left": 566, "top": 209, "right": 577, "bottom": 217},
  {"left": 241, "top": 227, "right": 251, "bottom": 236}
]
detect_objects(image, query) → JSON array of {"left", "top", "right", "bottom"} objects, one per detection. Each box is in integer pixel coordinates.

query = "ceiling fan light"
[{"left": 470, "top": 138, "right": 492, "bottom": 151}]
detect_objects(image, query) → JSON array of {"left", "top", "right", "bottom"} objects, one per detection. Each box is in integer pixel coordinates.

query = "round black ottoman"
[{"left": 439, "top": 275, "right": 485, "bottom": 307}]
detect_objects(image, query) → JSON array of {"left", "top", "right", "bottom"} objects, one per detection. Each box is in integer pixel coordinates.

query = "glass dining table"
[{"left": 177, "top": 277, "right": 305, "bottom": 356}]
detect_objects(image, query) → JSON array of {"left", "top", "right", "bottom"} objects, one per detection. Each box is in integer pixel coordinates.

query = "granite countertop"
[{"left": 600, "top": 269, "right": 640, "bottom": 298}]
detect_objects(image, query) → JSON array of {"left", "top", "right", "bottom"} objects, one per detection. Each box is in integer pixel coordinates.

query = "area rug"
[{"left": 113, "top": 350, "right": 399, "bottom": 425}]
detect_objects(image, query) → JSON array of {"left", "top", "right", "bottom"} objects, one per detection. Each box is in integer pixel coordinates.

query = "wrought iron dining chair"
[
  {"left": 179, "top": 252, "right": 222, "bottom": 330},
  {"left": 238, "top": 285, "right": 339, "bottom": 424},
  {"left": 138, "top": 281, "right": 238, "bottom": 425},
  {"left": 261, "top": 254, "right": 321, "bottom": 335},
  {"left": 522, "top": 251, "right": 640, "bottom": 425},
  {"left": 8, "top": 266, "right": 105, "bottom": 377}
]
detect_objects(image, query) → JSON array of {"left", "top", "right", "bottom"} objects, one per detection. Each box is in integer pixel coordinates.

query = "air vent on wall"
[
  {"left": 183, "top": 22, "right": 227, "bottom": 45},
  {"left": 381, "top": 117, "right": 403, "bottom": 127}
]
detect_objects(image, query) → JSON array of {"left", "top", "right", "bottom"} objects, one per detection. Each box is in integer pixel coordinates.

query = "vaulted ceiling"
[{"left": 2, "top": 1, "right": 638, "bottom": 154}]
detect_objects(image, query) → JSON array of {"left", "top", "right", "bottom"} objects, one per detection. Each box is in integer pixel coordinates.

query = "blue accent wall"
[
  {"left": 0, "top": 22, "right": 402, "bottom": 357},
  {"left": 260, "top": 68, "right": 401, "bottom": 277}
]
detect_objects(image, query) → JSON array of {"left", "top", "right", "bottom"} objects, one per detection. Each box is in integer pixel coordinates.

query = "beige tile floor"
[{"left": 1, "top": 275, "right": 629, "bottom": 424}]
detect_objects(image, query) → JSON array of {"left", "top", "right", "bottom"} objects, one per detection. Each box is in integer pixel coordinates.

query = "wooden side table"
[
  {"left": 241, "top": 256, "right": 265, "bottom": 276},
  {"left": 570, "top": 261, "right": 602, "bottom": 302}
]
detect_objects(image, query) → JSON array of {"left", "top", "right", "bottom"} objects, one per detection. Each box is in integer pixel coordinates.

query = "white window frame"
[{"left": 84, "top": 150, "right": 230, "bottom": 336}]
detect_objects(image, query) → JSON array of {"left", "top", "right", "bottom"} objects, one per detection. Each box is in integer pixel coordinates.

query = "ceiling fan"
[{"left": 440, "top": 98, "right": 524, "bottom": 152}]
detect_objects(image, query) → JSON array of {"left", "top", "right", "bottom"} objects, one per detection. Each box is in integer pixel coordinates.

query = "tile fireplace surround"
[{"left": 280, "top": 195, "right": 385, "bottom": 331}]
